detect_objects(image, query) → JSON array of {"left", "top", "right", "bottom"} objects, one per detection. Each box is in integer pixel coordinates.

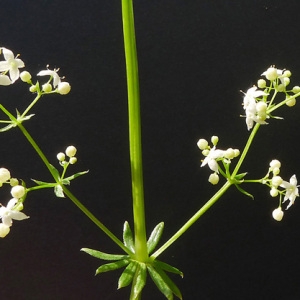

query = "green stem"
[
  {"left": 0, "top": 104, "right": 132, "bottom": 256},
  {"left": 122, "top": 0, "right": 148, "bottom": 262},
  {"left": 151, "top": 181, "right": 232, "bottom": 259}
]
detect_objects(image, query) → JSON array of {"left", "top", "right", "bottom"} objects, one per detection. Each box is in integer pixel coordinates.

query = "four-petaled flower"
[
  {"left": 201, "top": 146, "right": 225, "bottom": 173},
  {"left": 0, "top": 47, "right": 25, "bottom": 84},
  {"left": 37, "top": 68, "right": 61, "bottom": 87},
  {"left": 0, "top": 198, "right": 29, "bottom": 227},
  {"left": 280, "top": 175, "right": 299, "bottom": 209}
]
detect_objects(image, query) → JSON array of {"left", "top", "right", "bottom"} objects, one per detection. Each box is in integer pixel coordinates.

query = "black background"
[{"left": 1, "top": 1, "right": 300, "bottom": 299}]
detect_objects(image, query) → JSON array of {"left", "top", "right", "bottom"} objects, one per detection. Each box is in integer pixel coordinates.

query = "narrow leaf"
[
  {"left": 123, "top": 221, "right": 135, "bottom": 253},
  {"left": 49, "top": 164, "right": 60, "bottom": 181},
  {"left": 81, "top": 248, "right": 128, "bottom": 261},
  {"left": 147, "top": 222, "right": 164, "bottom": 254},
  {"left": 147, "top": 265, "right": 173, "bottom": 300},
  {"left": 64, "top": 170, "right": 89, "bottom": 181},
  {"left": 153, "top": 260, "right": 183, "bottom": 277},
  {"left": 154, "top": 266, "right": 183, "bottom": 300},
  {"left": 95, "top": 259, "right": 129, "bottom": 275},
  {"left": 131, "top": 263, "right": 147, "bottom": 300},
  {"left": 235, "top": 184, "right": 254, "bottom": 199},
  {"left": 118, "top": 261, "right": 137, "bottom": 289}
]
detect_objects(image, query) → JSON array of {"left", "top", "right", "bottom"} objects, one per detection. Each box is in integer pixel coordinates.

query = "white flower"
[
  {"left": 37, "top": 68, "right": 61, "bottom": 87},
  {"left": 201, "top": 146, "right": 225, "bottom": 173},
  {"left": 242, "top": 87, "right": 268, "bottom": 130},
  {"left": 261, "top": 67, "right": 283, "bottom": 81},
  {"left": 0, "top": 198, "right": 29, "bottom": 227},
  {"left": 280, "top": 174, "right": 299, "bottom": 209},
  {"left": 0, "top": 47, "right": 25, "bottom": 83}
]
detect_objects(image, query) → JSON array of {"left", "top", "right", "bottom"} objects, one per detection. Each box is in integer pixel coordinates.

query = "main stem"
[{"left": 122, "top": 0, "right": 148, "bottom": 261}]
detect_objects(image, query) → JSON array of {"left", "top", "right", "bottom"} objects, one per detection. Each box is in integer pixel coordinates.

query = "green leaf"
[
  {"left": 64, "top": 170, "right": 89, "bottom": 181},
  {"left": 130, "top": 263, "right": 147, "bottom": 300},
  {"left": 49, "top": 164, "right": 60, "bottom": 181},
  {"left": 153, "top": 260, "right": 183, "bottom": 277},
  {"left": 123, "top": 221, "right": 135, "bottom": 253},
  {"left": 61, "top": 179, "right": 70, "bottom": 185},
  {"left": 153, "top": 266, "right": 183, "bottom": 300},
  {"left": 118, "top": 261, "right": 137, "bottom": 289},
  {"left": 0, "top": 123, "right": 16, "bottom": 132},
  {"left": 95, "top": 259, "right": 129, "bottom": 275},
  {"left": 235, "top": 184, "right": 254, "bottom": 199},
  {"left": 81, "top": 248, "right": 128, "bottom": 261},
  {"left": 147, "top": 222, "right": 164, "bottom": 254},
  {"left": 147, "top": 265, "right": 173, "bottom": 300},
  {"left": 234, "top": 172, "right": 248, "bottom": 181},
  {"left": 31, "top": 179, "right": 54, "bottom": 186},
  {"left": 54, "top": 184, "right": 65, "bottom": 198}
]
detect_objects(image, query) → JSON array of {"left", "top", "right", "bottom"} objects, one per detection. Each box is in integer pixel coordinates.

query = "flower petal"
[{"left": 0, "top": 74, "right": 12, "bottom": 85}]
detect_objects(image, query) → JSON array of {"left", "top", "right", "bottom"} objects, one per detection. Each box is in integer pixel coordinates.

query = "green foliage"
[{"left": 81, "top": 221, "right": 183, "bottom": 299}]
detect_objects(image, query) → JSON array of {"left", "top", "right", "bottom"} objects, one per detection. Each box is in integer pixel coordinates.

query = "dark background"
[{"left": 1, "top": 0, "right": 300, "bottom": 299}]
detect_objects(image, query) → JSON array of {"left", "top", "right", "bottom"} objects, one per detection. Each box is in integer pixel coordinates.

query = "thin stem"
[
  {"left": 0, "top": 104, "right": 132, "bottom": 255},
  {"left": 122, "top": 0, "right": 148, "bottom": 261},
  {"left": 151, "top": 181, "right": 232, "bottom": 259}
]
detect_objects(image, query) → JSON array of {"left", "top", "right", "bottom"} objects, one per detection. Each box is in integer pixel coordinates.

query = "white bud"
[
  {"left": 271, "top": 176, "right": 283, "bottom": 187},
  {"left": 20, "top": 71, "right": 32, "bottom": 82},
  {"left": 57, "top": 82, "right": 71, "bottom": 95},
  {"left": 0, "top": 168, "right": 11, "bottom": 183},
  {"left": 57, "top": 152, "right": 66, "bottom": 161},
  {"left": 224, "top": 148, "right": 235, "bottom": 159},
  {"left": 208, "top": 173, "right": 219, "bottom": 185},
  {"left": 233, "top": 149, "right": 240, "bottom": 157},
  {"left": 264, "top": 67, "right": 278, "bottom": 81},
  {"left": 10, "top": 178, "right": 19, "bottom": 187},
  {"left": 286, "top": 97, "right": 296, "bottom": 107},
  {"left": 65, "top": 145, "right": 77, "bottom": 157},
  {"left": 272, "top": 207, "right": 284, "bottom": 221},
  {"left": 0, "top": 224, "right": 10, "bottom": 238},
  {"left": 197, "top": 139, "right": 208, "bottom": 150},
  {"left": 283, "top": 70, "right": 291, "bottom": 77},
  {"left": 211, "top": 136, "right": 219, "bottom": 146},
  {"left": 256, "top": 101, "right": 267, "bottom": 112},
  {"left": 11, "top": 185, "right": 26, "bottom": 199},
  {"left": 69, "top": 157, "right": 77, "bottom": 164},
  {"left": 257, "top": 79, "right": 266, "bottom": 89},
  {"left": 283, "top": 77, "right": 290, "bottom": 87},
  {"left": 42, "top": 83, "right": 52, "bottom": 93},
  {"left": 292, "top": 86, "right": 300, "bottom": 94},
  {"left": 29, "top": 85, "right": 37, "bottom": 93},
  {"left": 270, "top": 160, "right": 281, "bottom": 170},
  {"left": 270, "top": 187, "right": 278, "bottom": 197}
]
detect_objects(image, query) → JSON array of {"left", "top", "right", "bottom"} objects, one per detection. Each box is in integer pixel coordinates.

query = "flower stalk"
[{"left": 122, "top": 0, "right": 148, "bottom": 262}]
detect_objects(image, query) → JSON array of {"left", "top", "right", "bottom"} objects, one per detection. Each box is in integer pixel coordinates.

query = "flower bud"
[
  {"left": 286, "top": 97, "right": 296, "bottom": 107},
  {"left": 233, "top": 149, "right": 240, "bottom": 157},
  {"left": 270, "top": 160, "right": 281, "bottom": 170},
  {"left": 42, "top": 83, "right": 52, "bottom": 93},
  {"left": 208, "top": 173, "right": 219, "bottom": 185},
  {"left": 264, "top": 67, "right": 278, "bottom": 81},
  {"left": 197, "top": 139, "right": 208, "bottom": 150},
  {"left": 292, "top": 85, "right": 300, "bottom": 94},
  {"left": 224, "top": 148, "right": 235, "bottom": 159},
  {"left": 271, "top": 176, "right": 283, "bottom": 187},
  {"left": 270, "top": 187, "right": 278, "bottom": 197},
  {"left": 57, "top": 82, "right": 71, "bottom": 95},
  {"left": 66, "top": 145, "right": 77, "bottom": 157},
  {"left": 283, "top": 77, "right": 290, "bottom": 87},
  {"left": 0, "top": 224, "right": 10, "bottom": 238},
  {"left": 272, "top": 207, "right": 284, "bottom": 221},
  {"left": 20, "top": 71, "right": 32, "bottom": 82},
  {"left": 57, "top": 152, "right": 66, "bottom": 161},
  {"left": 256, "top": 101, "right": 267, "bottom": 112},
  {"left": 10, "top": 178, "right": 19, "bottom": 187},
  {"left": 257, "top": 79, "right": 266, "bottom": 89},
  {"left": 69, "top": 157, "right": 77, "bottom": 164},
  {"left": 0, "top": 168, "right": 11, "bottom": 183},
  {"left": 29, "top": 85, "right": 37, "bottom": 93},
  {"left": 11, "top": 185, "right": 26, "bottom": 199},
  {"left": 283, "top": 70, "right": 291, "bottom": 77},
  {"left": 211, "top": 136, "right": 219, "bottom": 146}
]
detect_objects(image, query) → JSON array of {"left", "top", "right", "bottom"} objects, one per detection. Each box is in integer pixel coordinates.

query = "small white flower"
[
  {"left": 201, "top": 146, "right": 225, "bottom": 173},
  {"left": 272, "top": 207, "right": 284, "bottom": 221},
  {"left": 242, "top": 87, "right": 268, "bottom": 130},
  {"left": 0, "top": 198, "right": 29, "bottom": 227},
  {"left": 37, "top": 68, "right": 61, "bottom": 87},
  {"left": 280, "top": 174, "right": 299, "bottom": 209},
  {"left": 0, "top": 47, "right": 25, "bottom": 83}
]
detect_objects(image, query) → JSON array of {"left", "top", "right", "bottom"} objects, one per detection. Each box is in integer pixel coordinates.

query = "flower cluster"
[
  {"left": 242, "top": 66, "right": 300, "bottom": 130},
  {"left": 57, "top": 145, "right": 78, "bottom": 166},
  {"left": 0, "top": 47, "right": 25, "bottom": 85},
  {"left": 264, "top": 160, "right": 299, "bottom": 221},
  {"left": 197, "top": 136, "right": 240, "bottom": 185},
  {"left": 0, "top": 168, "right": 29, "bottom": 238}
]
